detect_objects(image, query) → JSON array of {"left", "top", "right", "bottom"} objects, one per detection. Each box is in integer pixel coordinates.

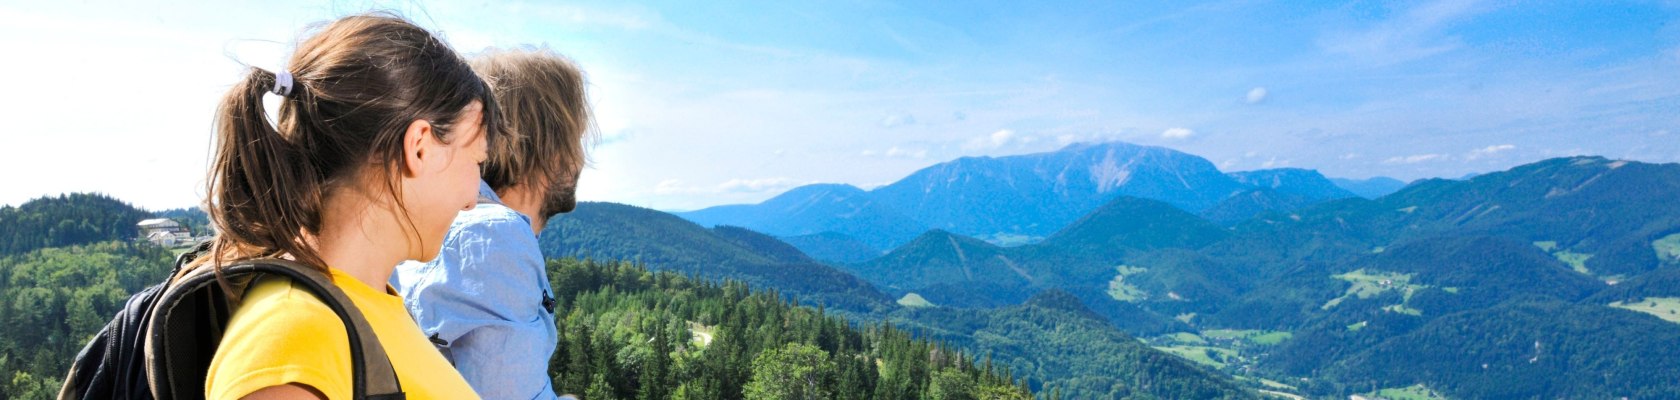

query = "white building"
[{"left": 137, "top": 218, "right": 193, "bottom": 247}]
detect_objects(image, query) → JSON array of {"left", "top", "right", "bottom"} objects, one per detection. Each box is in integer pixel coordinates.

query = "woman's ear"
[{"left": 401, "top": 119, "right": 434, "bottom": 177}]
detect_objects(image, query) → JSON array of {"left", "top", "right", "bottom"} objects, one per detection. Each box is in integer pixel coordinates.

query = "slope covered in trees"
[
  {"left": 888, "top": 289, "right": 1256, "bottom": 399},
  {"left": 0, "top": 241, "right": 175, "bottom": 398},
  {"left": 0, "top": 193, "right": 154, "bottom": 256},
  {"left": 546, "top": 258, "right": 1036, "bottom": 399},
  {"left": 542, "top": 202, "right": 895, "bottom": 313}
]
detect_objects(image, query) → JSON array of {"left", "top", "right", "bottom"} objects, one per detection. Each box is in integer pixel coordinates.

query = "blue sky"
[{"left": 2, "top": 1, "right": 1677, "bottom": 211}]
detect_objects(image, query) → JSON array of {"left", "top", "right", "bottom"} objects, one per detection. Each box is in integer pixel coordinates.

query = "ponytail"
[
  {"left": 188, "top": 13, "right": 500, "bottom": 289},
  {"left": 196, "top": 68, "right": 329, "bottom": 284}
]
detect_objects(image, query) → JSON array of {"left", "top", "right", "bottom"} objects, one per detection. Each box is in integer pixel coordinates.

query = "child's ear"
[{"left": 401, "top": 119, "right": 434, "bottom": 177}]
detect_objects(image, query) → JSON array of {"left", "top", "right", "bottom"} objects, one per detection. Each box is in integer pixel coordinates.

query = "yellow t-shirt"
[{"left": 204, "top": 268, "right": 479, "bottom": 400}]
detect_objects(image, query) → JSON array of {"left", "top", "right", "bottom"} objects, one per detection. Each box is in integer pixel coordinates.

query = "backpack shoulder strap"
[{"left": 144, "top": 259, "right": 404, "bottom": 400}]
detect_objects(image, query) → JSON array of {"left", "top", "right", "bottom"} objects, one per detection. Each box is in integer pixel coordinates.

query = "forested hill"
[
  {"left": 541, "top": 202, "right": 896, "bottom": 313},
  {"left": 0, "top": 241, "right": 175, "bottom": 398},
  {"left": 544, "top": 258, "right": 1036, "bottom": 399},
  {"left": 542, "top": 202, "right": 1264, "bottom": 399},
  {"left": 0, "top": 193, "right": 153, "bottom": 256}
]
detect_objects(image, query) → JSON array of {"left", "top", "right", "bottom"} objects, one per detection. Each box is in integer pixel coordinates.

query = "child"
[{"left": 393, "top": 46, "right": 594, "bottom": 400}]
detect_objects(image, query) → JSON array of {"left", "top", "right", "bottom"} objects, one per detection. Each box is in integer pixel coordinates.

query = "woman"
[{"left": 189, "top": 13, "right": 497, "bottom": 400}]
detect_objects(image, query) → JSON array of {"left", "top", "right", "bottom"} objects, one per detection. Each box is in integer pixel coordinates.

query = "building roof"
[{"left": 137, "top": 218, "right": 181, "bottom": 228}]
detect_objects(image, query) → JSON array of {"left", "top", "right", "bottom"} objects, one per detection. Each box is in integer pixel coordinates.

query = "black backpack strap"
[{"left": 144, "top": 259, "right": 404, "bottom": 400}]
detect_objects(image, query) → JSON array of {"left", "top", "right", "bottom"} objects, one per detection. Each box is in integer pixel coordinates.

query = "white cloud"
[
  {"left": 1056, "top": 134, "right": 1079, "bottom": 146},
  {"left": 1465, "top": 144, "right": 1515, "bottom": 160},
  {"left": 1246, "top": 87, "right": 1269, "bottom": 104},
  {"left": 885, "top": 146, "right": 928, "bottom": 158},
  {"left": 653, "top": 179, "right": 693, "bottom": 195},
  {"left": 1340, "top": 153, "right": 1361, "bottom": 160},
  {"left": 1161, "top": 127, "right": 1195, "bottom": 139},
  {"left": 1383, "top": 153, "right": 1449, "bottom": 164},
  {"left": 880, "top": 113, "right": 917, "bottom": 128},
  {"left": 964, "top": 129, "right": 1024, "bottom": 151},
  {"left": 654, "top": 178, "right": 807, "bottom": 195},
  {"left": 716, "top": 178, "right": 807, "bottom": 193},
  {"left": 861, "top": 146, "right": 928, "bottom": 159},
  {"left": 1261, "top": 157, "right": 1290, "bottom": 168},
  {"left": 991, "top": 129, "right": 1016, "bottom": 145}
]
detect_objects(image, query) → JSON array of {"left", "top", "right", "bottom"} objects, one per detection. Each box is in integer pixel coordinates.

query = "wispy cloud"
[
  {"left": 1246, "top": 87, "right": 1269, "bottom": 104},
  {"left": 861, "top": 146, "right": 927, "bottom": 159},
  {"left": 654, "top": 177, "right": 809, "bottom": 195},
  {"left": 1465, "top": 144, "right": 1515, "bottom": 160},
  {"left": 1383, "top": 153, "right": 1449, "bottom": 164},
  {"left": 1261, "top": 157, "right": 1291, "bottom": 168},
  {"left": 964, "top": 129, "right": 1036, "bottom": 151},
  {"left": 880, "top": 113, "right": 917, "bottom": 128},
  {"left": 1317, "top": 0, "right": 1496, "bottom": 66},
  {"left": 1161, "top": 127, "right": 1196, "bottom": 140}
]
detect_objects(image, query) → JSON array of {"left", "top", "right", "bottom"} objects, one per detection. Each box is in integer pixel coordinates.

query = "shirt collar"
[
  {"left": 475, "top": 180, "right": 535, "bottom": 228},
  {"left": 477, "top": 180, "right": 502, "bottom": 206}
]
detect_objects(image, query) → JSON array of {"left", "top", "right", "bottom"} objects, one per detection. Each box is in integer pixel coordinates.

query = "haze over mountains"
[
  {"left": 679, "top": 141, "right": 1397, "bottom": 262},
  {"left": 9, "top": 140, "right": 1680, "bottom": 398},
  {"left": 658, "top": 142, "right": 1680, "bottom": 398}
]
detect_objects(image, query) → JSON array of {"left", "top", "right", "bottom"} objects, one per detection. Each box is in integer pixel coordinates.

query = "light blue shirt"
[{"left": 393, "top": 181, "right": 559, "bottom": 400}]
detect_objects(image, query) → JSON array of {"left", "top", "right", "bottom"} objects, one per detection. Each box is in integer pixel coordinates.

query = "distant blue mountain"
[
  {"left": 870, "top": 141, "right": 1246, "bottom": 240},
  {"left": 1329, "top": 176, "right": 1407, "bottom": 198},
  {"left": 1203, "top": 168, "right": 1359, "bottom": 225},
  {"left": 676, "top": 183, "right": 926, "bottom": 251},
  {"left": 679, "top": 141, "right": 1256, "bottom": 250},
  {"left": 778, "top": 231, "right": 883, "bottom": 264},
  {"left": 1228, "top": 168, "right": 1358, "bottom": 201}
]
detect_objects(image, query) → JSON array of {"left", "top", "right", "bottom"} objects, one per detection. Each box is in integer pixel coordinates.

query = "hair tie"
[{"left": 271, "top": 70, "right": 294, "bottom": 97}]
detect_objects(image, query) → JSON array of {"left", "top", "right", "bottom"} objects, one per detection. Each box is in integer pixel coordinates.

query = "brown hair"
[
  {"left": 194, "top": 13, "right": 500, "bottom": 275},
  {"left": 471, "top": 47, "right": 594, "bottom": 194}
]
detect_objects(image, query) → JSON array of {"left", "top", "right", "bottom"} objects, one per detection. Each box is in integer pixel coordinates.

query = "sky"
[{"left": 2, "top": 0, "right": 1677, "bottom": 211}]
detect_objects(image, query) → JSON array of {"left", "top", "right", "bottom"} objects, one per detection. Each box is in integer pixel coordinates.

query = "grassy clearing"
[
  {"left": 1153, "top": 345, "right": 1239, "bottom": 369},
  {"left": 1236, "top": 377, "right": 1305, "bottom": 400},
  {"left": 1251, "top": 331, "right": 1293, "bottom": 345},
  {"left": 1656, "top": 234, "right": 1680, "bottom": 265},
  {"left": 1166, "top": 332, "right": 1206, "bottom": 345},
  {"left": 1534, "top": 240, "right": 1595, "bottom": 275},
  {"left": 1383, "top": 304, "right": 1423, "bottom": 316},
  {"left": 1554, "top": 250, "right": 1594, "bottom": 275},
  {"left": 1366, "top": 384, "right": 1448, "bottom": 400},
  {"left": 1106, "top": 265, "right": 1148, "bottom": 301},
  {"left": 896, "top": 293, "right": 935, "bottom": 308},
  {"left": 1203, "top": 329, "right": 1294, "bottom": 345},
  {"left": 1323, "top": 269, "right": 1427, "bottom": 312},
  {"left": 1609, "top": 297, "right": 1680, "bottom": 324},
  {"left": 1347, "top": 321, "right": 1368, "bottom": 332},
  {"left": 1259, "top": 378, "right": 1297, "bottom": 390},
  {"left": 1175, "top": 313, "right": 1196, "bottom": 324}
]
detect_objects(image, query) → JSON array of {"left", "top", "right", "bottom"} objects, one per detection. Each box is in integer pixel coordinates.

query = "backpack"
[{"left": 58, "top": 245, "right": 405, "bottom": 400}]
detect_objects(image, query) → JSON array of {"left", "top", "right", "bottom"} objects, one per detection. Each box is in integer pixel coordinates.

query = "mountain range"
[
  {"left": 660, "top": 145, "right": 1680, "bottom": 399},
  {"left": 10, "top": 140, "right": 1680, "bottom": 398},
  {"left": 679, "top": 142, "right": 1386, "bottom": 262}
]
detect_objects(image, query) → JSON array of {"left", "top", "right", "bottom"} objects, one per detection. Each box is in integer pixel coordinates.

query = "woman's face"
[{"left": 405, "top": 101, "right": 489, "bottom": 262}]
